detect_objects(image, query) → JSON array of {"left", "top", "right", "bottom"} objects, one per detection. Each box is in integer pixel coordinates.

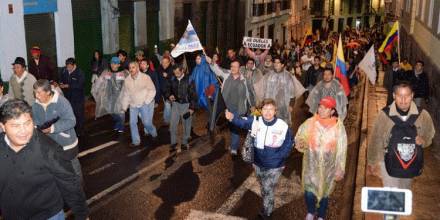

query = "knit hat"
[{"left": 319, "top": 96, "right": 337, "bottom": 109}]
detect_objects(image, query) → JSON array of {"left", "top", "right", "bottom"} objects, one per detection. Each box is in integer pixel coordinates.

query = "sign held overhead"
[{"left": 242, "top": 37, "right": 272, "bottom": 49}]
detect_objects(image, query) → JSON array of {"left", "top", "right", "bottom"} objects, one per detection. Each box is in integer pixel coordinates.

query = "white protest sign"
[{"left": 242, "top": 37, "right": 272, "bottom": 49}]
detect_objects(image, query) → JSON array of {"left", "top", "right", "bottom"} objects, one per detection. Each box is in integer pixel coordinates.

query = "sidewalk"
[{"left": 353, "top": 77, "right": 440, "bottom": 220}]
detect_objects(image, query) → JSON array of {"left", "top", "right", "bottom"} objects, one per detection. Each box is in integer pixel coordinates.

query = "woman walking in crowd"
[
  {"left": 225, "top": 98, "right": 293, "bottom": 219},
  {"left": 295, "top": 96, "right": 347, "bottom": 220}
]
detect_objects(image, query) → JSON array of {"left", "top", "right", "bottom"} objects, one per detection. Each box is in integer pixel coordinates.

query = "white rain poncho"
[
  {"left": 306, "top": 79, "right": 348, "bottom": 120},
  {"left": 91, "top": 69, "right": 128, "bottom": 118},
  {"left": 262, "top": 69, "right": 305, "bottom": 125},
  {"left": 240, "top": 66, "right": 264, "bottom": 106}
]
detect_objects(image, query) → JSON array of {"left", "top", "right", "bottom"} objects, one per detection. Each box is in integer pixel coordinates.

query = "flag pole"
[{"left": 397, "top": 21, "right": 401, "bottom": 64}]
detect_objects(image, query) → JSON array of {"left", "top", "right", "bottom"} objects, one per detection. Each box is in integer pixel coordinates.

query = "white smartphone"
[{"left": 361, "top": 187, "right": 412, "bottom": 216}]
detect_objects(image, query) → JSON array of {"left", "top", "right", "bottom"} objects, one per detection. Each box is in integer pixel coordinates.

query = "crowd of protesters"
[{"left": 0, "top": 20, "right": 435, "bottom": 219}]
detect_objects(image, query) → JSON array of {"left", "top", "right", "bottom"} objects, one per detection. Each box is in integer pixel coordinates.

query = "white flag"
[
  {"left": 358, "top": 46, "right": 377, "bottom": 85},
  {"left": 171, "top": 20, "right": 203, "bottom": 58}
]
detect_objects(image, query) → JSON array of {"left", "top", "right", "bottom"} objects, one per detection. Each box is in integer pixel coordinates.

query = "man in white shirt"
[{"left": 120, "top": 62, "right": 157, "bottom": 147}]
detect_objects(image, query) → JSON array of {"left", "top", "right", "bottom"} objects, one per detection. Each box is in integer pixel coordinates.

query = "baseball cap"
[
  {"left": 110, "top": 57, "right": 120, "bottom": 64},
  {"left": 12, "top": 57, "right": 26, "bottom": 67}
]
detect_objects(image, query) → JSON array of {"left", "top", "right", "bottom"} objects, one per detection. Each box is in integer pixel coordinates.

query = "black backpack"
[{"left": 383, "top": 107, "right": 424, "bottom": 178}]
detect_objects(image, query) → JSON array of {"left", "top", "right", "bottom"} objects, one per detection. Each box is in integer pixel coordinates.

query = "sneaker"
[
  {"left": 306, "top": 213, "right": 314, "bottom": 220},
  {"left": 117, "top": 129, "right": 124, "bottom": 133},
  {"left": 230, "top": 149, "right": 238, "bottom": 155}
]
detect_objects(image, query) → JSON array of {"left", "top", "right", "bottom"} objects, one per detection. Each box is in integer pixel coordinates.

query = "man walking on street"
[
  {"left": 262, "top": 56, "right": 305, "bottom": 126},
  {"left": 408, "top": 60, "right": 429, "bottom": 108},
  {"left": 306, "top": 68, "right": 348, "bottom": 120},
  {"left": 166, "top": 65, "right": 198, "bottom": 152},
  {"left": 157, "top": 56, "right": 174, "bottom": 125},
  {"left": 367, "top": 82, "right": 435, "bottom": 220},
  {"left": 120, "top": 62, "right": 158, "bottom": 147},
  {"left": 0, "top": 99, "right": 89, "bottom": 219},
  {"left": 384, "top": 60, "right": 405, "bottom": 105},
  {"left": 209, "top": 59, "right": 253, "bottom": 155},
  {"left": 8, "top": 57, "right": 37, "bottom": 105},
  {"left": 91, "top": 57, "right": 128, "bottom": 132},
  {"left": 59, "top": 58, "right": 85, "bottom": 136}
]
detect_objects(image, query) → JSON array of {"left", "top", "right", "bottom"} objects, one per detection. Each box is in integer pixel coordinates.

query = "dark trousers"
[
  {"left": 70, "top": 99, "right": 85, "bottom": 135},
  {"left": 305, "top": 191, "right": 329, "bottom": 218}
]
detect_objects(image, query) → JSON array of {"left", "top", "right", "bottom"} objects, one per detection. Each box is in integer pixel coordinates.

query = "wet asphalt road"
[{"left": 78, "top": 83, "right": 365, "bottom": 220}]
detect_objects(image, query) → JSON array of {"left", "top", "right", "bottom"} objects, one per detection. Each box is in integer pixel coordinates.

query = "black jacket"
[
  {"left": 143, "top": 69, "right": 161, "bottom": 103},
  {"left": 409, "top": 71, "right": 429, "bottom": 99},
  {"left": 28, "top": 55, "right": 56, "bottom": 82},
  {"left": 165, "top": 74, "right": 198, "bottom": 110},
  {"left": 59, "top": 67, "right": 85, "bottom": 103},
  {"left": 304, "top": 65, "right": 323, "bottom": 87},
  {"left": 157, "top": 65, "right": 174, "bottom": 99},
  {"left": 0, "top": 131, "right": 88, "bottom": 220}
]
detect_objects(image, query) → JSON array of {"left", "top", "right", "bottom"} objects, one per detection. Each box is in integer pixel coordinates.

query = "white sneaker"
[
  {"left": 305, "top": 213, "right": 314, "bottom": 220},
  {"left": 230, "top": 149, "right": 237, "bottom": 155}
]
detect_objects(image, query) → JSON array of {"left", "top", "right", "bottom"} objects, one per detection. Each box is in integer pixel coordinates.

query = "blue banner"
[{"left": 23, "top": 0, "right": 57, "bottom": 15}]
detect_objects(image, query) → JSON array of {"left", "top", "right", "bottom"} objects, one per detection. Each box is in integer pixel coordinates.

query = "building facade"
[
  {"left": 309, "top": 0, "right": 385, "bottom": 33},
  {"left": 289, "top": 0, "right": 310, "bottom": 42},
  {"left": 397, "top": 0, "right": 440, "bottom": 137},
  {"left": 0, "top": 0, "right": 74, "bottom": 81},
  {"left": 245, "top": 0, "right": 291, "bottom": 45},
  {"left": 174, "top": 0, "right": 247, "bottom": 51}
]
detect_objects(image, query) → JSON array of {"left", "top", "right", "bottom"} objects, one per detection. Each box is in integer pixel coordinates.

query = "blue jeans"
[
  {"left": 305, "top": 191, "right": 329, "bottom": 218},
  {"left": 229, "top": 123, "right": 240, "bottom": 151},
  {"left": 48, "top": 210, "right": 64, "bottom": 220},
  {"left": 111, "top": 113, "right": 125, "bottom": 131},
  {"left": 129, "top": 102, "right": 157, "bottom": 145},
  {"left": 163, "top": 100, "right": 171, "bottom": 124}
]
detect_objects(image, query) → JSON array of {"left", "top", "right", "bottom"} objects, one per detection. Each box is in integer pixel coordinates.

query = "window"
[
  {"left": 267, "top": 2, "right": 274, "bottom": 14},
  {"left": 428, "top": 0, "right": 434, "bottom": 27},
  {"left": 253, "top": 3, "right": 265, "bottom": 16}
]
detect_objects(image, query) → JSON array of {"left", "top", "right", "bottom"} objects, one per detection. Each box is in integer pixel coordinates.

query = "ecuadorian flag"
[
  {"left": 378, "top": 21, "right": 399, "bottom": 60},
  {"left": 335, "top": 35, "right": 350, "bottom": 96}
]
